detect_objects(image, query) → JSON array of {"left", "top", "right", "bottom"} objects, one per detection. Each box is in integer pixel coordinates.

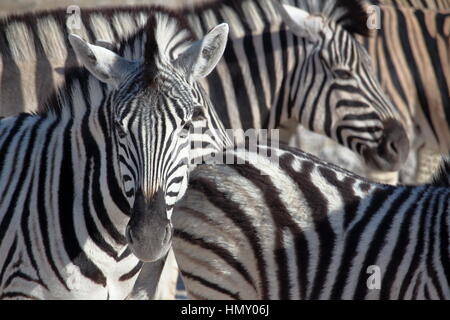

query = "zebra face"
[
  {"left": 276, "top": 3, "right": 410, "bottom": 172},
  {"left": 69, "top": 23, "right": 229, "bottom": 262},
  {"left": 317, "top": 25, "right": 410, "bottom": 171},
  {"left": 114, "top": 77, "right": 199, "bottom": 262}
]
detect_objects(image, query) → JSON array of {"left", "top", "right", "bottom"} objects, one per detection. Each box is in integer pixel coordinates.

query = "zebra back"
[{"left": 173, "top": 144, "right": 450, "bottom": 299}]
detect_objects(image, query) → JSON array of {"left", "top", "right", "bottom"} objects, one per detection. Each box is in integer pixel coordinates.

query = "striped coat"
[{"left": 173, "top": 145, "right": 450, "bottom": 299}]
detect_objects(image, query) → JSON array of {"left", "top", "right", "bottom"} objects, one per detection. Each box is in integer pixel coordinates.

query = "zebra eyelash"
[
  {"left": 175, "top": 121, "right": 193, "bottom": 140},
  {"left": 182, "top": 121, "right": 193, "bottom": 133},
  {"left": 192, "top": 106, "right": 206, "bottom": 122},
  {"left": 114, "top": 119, "right": 128, "bottom": 139},
  {"left": 333, "top": 69, "right": 353, "bottom": 80}
]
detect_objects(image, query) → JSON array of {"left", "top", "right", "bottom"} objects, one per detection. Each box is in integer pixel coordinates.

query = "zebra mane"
[
  {"left": 182, "top": 0, "right": 370, "bottom": 36},
  {"left": 431, "top": 155, "right": 450, "bottom": 187},
  {"left": 117, "top": 9, "right": 196, "bottom": 83},
  {"left": 37, "top": 9, "right": 196, "bottom": 116}
]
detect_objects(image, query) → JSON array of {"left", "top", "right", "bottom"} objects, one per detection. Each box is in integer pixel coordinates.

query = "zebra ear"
[
  {"left": 69, "top": 34, "right": 137, "bottom": 88},
  {"left": 174, "top": 23, "right": 229, "bottom": 80},
  {"left": 274, "top": 2, "right": 325, "bottom": 42}
]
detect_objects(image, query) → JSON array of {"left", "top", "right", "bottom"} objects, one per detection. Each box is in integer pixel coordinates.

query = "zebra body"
[
  {"left": 0, "top": 0, "right": 410, "bottom": 174},
  {"left": 0, "top": 11, "right": 229, "bottom": 299},
  {"left": 172, "top": 145, "right": 450, "bottom": 299}
]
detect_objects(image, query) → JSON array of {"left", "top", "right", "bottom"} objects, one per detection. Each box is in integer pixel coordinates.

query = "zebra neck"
[
  {"left": 48, "top": 87, "right": 131, "bottom": 255},
  {"left": 257, "top": 32, "right": 316, "bottom": 131}
]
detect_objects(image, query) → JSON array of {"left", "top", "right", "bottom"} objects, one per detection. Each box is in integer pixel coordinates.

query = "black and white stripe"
[
  {"left": 173, "top": 145, "right": 450, "bottom": 299},
  {"left": 0, "top": 11, "right": 228, "bottom": 299}
]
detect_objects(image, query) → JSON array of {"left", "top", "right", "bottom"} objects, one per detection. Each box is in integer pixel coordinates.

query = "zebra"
[
  {"left": 0, "top": 11, "right": 229, "bottom": 299},
  {"left": 170, "top": 144, "right": 450, "bottom": 300},
  {"left": 0, "top": 0, "right": 411, "bottom": 176}
]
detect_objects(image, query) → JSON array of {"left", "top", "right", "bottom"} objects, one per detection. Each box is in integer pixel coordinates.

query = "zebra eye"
[
  {"left": 179, "top": 121, "right": 192, "bottom": 139},
  {"left": 334, "top": 69, "right": 353, "bottom": 80},
  {"left": 182, "top": 121, "right": 193, "bottom": 132},
  {"left": 192, "top": 106, "right": 206, "bottom": 122},
  {"left": 115, "top": 120, "right": 127, "bottom": 139}
]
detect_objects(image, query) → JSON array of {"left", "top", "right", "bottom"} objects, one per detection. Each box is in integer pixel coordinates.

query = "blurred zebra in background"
[
  {"left": 288, "top": 0, "right": 449, "bottom": 184},
  {"left": 0, "top": 11, "right": 229, "bottom": 299},
  {"left": 172, "top": 144, "right": 450, "bottom": 300},
  {"left": 0, "top": 7, "right": 149, "bottom": 115}
]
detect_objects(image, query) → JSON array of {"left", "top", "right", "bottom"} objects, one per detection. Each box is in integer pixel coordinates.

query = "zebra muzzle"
[
  {"left": 363, "top": 118, "right": 410, "bottom": 172},
  {"left": 126, "top": 188, "right": 173, "bottom": 262}
]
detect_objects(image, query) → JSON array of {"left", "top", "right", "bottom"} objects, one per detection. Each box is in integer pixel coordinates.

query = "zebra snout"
[
  {"left": 126, "top": 188, "right": 173, "bottom": 262},
  {"left": 378, "top": 118, "right": 410, "bottom": 167},
  {"left": 362, "top": 118, "right": 410, "bottom": 172}
]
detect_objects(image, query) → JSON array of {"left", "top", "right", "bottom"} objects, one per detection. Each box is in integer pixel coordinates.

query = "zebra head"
[
  {"left": 69, "top": 22, "right": 229, "bottom": 262},
  {"left": 275, "top": 2, "right": 410, "bottom": 172}
]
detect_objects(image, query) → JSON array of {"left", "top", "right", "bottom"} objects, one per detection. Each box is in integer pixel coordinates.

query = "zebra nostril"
[
  {"left": 125, "top": 225, "right": 133, "bottom": 245},
  {"left": 379, "top": 118, "right": 409, "bottom": 166},
  {"left": 388, "top": 141, "right": 398, "bottom": 155},
  {"left": 163, "top": 224, "right": 172, "bottom": 244}
]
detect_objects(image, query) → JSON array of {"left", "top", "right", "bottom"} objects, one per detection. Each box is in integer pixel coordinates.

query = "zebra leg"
[
  {"left": 127, "top": 252, "right": 169, "bottom": 300},
  {"left": 127, "top": 249, "right": 179, "bottom": 300},
  {"left": 153, "top": 249, "right": 180, "bottom": 300}
]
